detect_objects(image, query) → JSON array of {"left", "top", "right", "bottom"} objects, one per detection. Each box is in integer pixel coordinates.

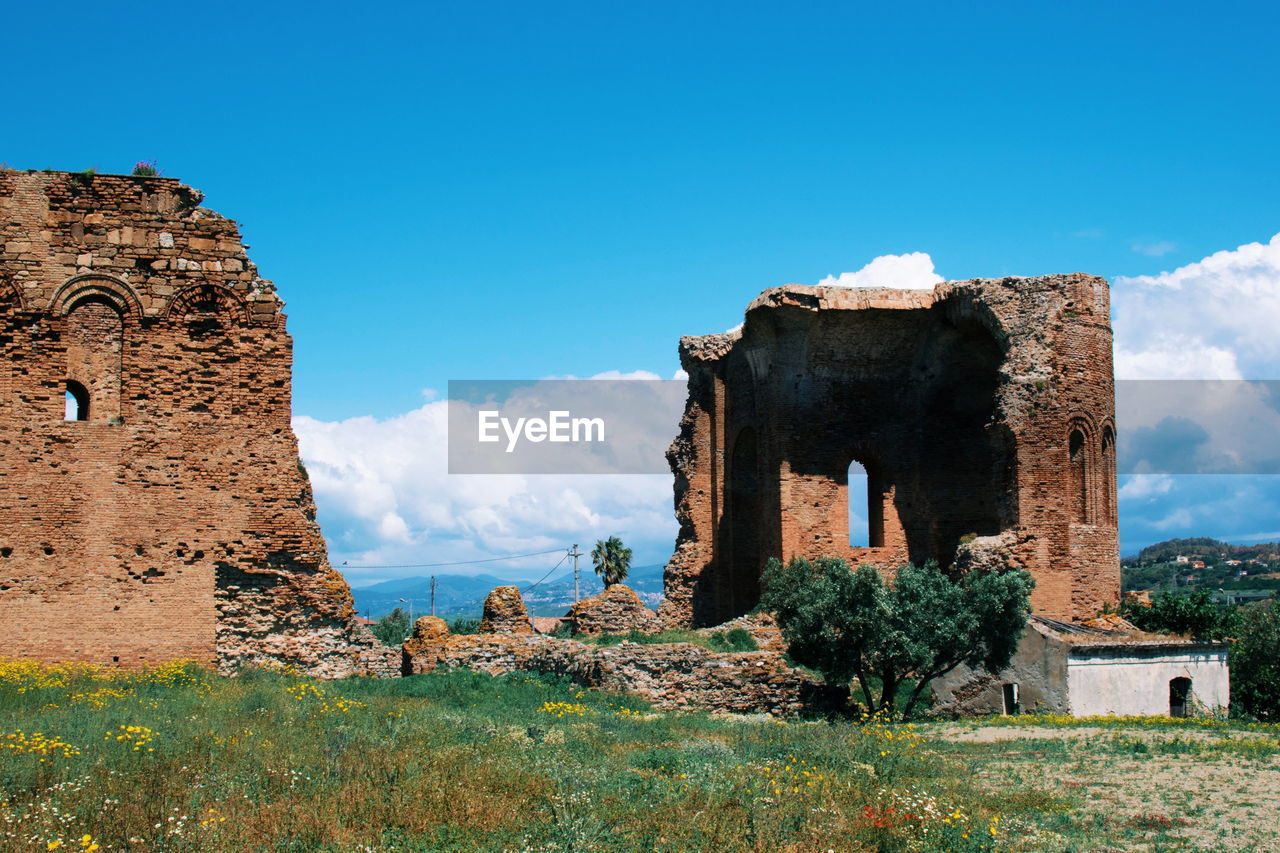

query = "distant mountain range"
[{"left": 350, "top": 564, "right": 666, "bottom": 620}]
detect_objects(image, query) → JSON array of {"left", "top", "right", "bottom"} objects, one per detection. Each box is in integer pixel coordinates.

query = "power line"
[
  {"left": 340, "top": 548, "right": 564, "bottom": 569},
  {"left": 522, "top": 552, "right": 570, "bottom": 593},
  {"left": 525, "top": 569, "right": 577, "bottom": 595}
]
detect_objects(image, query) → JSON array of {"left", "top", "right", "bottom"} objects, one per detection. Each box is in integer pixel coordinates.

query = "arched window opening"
[
  {"left": 64, "top": 380, "right": 89, "bottom": 421},
  {"left": 848, "top": 459, "right": 885, "bottom": 548},
  {"left": 1069, "top": 428, "right": 1088, "bottom": 523},
  {"left": 1169, "top": 677, "right": 1192, "bottom": 718},
  {"left": 1101, "top": 426, "right": 1116, "bottom": 527},
  {"left": 64, "top": 296, "right": 123, "bottom": 423}
]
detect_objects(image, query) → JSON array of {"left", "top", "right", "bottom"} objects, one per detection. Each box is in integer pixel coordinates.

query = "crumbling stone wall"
[
  {"left": 660, "top": 277, "right": 1119, "bottom": 626},
  {"left": 0, "top": 170, "right": 394, "bottom": 677},
  {"left": 480, "top": 586, "right": 535, "bottom": 634},
  {"left": 564, "top": 584, "right": 661, "bottom": 636},
  {"left": 405, "top": 630, "right": 832, "bottom": 716}
]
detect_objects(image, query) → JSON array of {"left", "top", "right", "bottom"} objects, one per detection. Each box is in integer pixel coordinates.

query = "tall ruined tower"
[
  {"left": 0, "top": 170, "right": 393, "bottom": 676},
  {"left": 661, "top": 276, "right": 1120, "bottom": 627}
]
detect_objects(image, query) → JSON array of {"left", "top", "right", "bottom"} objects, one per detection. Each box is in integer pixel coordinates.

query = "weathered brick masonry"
[
  {"left": 0, "top": 170, "right": 395, "bottom": 677},
  {"left": 660, "top": 277, "right": 1119, "bottom": 626}
]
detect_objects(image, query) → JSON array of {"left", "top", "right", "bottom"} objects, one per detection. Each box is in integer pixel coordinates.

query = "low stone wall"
[
  {"left": 352, "top": 634, "right": 403, "bottom": 678},
  {"left": 404, "top": 627, "right": 834, "bottom": 715}
]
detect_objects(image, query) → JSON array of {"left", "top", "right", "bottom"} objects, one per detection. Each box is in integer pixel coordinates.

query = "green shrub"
[
  {"left": 1231, "top": 601, "right": 1280, "bottom": 720},
  {"left": 372, "top": 607, "right": 411, "bottom": 646},
  {"left": 707, "top": 627, "right": 758, "bottom": 652},
  {"left": 761, "top": 556, "right": 1033, "bottom": 719},
  {"left": 1121, "top": 588, "right": 1241, "bottom": 641}
]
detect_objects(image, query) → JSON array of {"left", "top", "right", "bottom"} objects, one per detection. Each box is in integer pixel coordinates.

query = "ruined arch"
[
  {"left": 0, "top": 277, "right": 24, "bottom": 311},
  {"left": 63, "top": 294, "right": 124, "bottom": 422},
  {"left": 939, "top": 293, "right": 1013, "bottom": 359},
  {"left": 165, "top": 284, "right": 249, "bottom": 326},
  {"left": 166, "top": 284, "right": 243, "bottom": 419},
  {"left": 52, "top": 274, "right": 143, "bottom": 320}
]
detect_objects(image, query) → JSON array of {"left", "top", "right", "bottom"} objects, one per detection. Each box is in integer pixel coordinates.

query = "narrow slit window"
[
  {"left": 849, "top": 460, "right": 869, "bottom": 547},
  {"left": 848, "top": 460, "right": 884, "bottom": 547},
  {"left": 65, "top": 380, "right": 89, "bottom": 421}
]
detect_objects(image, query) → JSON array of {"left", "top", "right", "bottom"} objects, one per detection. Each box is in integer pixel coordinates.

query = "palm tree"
[{"left": 591, "top": 536, "right": 633, "bottom": 588}]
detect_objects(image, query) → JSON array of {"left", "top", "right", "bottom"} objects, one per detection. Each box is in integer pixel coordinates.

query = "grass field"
[{"left": 2, "top": 660, "right": 1277, "bottom": 852}]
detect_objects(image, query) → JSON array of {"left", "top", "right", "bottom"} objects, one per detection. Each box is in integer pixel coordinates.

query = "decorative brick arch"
[
  {"left": 165, "top": 284, "right": 249, "bottom": 325},
  {"left": 1066, "top": 416, "right": 1096, "bottom": 524},
  {"left": 0, "top": 277, "right": 24, "bottom": 310},
  {"left": 1099, "top": 420, "right": 1118, "bottom": 526},
  {"left": 51, "top": 274, "right": 144, "bottom": 320}
]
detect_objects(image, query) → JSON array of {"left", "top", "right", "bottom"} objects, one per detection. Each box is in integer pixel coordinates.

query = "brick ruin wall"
[
  {"left": 0, "top": 170, "right": 396, "bottom": 677},
  {"left": 659, "top": 276, "right": 1120, "bottom": 627}
]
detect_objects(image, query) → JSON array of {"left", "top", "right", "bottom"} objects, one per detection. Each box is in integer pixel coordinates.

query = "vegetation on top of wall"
[
  {"left": 1120, "top": 588, "right": 1242, "bottom": 642},
  {"left": 585, "top": 627, "right": 758, "bottom": 653}
]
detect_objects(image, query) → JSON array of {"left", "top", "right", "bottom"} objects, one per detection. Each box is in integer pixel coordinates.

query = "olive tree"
[{"left": 760, "top": 556, "right": 1034, "bottom": 719}]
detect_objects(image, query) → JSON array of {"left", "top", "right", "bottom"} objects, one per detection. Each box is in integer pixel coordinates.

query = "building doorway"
[{"left": 1169, "top": 677, "right": 1192, "bottom": 718}]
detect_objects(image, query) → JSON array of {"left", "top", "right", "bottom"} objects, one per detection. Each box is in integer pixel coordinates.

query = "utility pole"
[
  {"left": 569, "top": 543, "right": 583, "bottom": 602},
  {"left": 430, "top": 575, "right": 437, "bottom": 617}
]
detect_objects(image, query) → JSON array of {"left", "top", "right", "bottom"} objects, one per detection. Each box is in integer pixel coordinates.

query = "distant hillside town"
[{"left": 1123, "top": 537, "right": 1280, "bottom": 605}]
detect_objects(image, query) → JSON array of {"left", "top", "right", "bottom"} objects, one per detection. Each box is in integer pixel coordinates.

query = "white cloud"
[
  {"left": 297, "top": 372, "right": 679, "bottom": 587},
  {"left": 817, "top": 251, "right": 943, "bottom": 290},
  {"left": 551, "top": 369, "right": 662, "bottom": 381},
  {"left": 1113, "top": 232, "right": 1280, "bottom": 379},
  {"left": 1118, "top": 474, "right": 1174, "bottom": 501},
  {"left": 1114, "top": 334, "right": 1243, "bottom": 381}
]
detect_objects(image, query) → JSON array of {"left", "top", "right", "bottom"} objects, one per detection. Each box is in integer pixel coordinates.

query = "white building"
[{"left": 933, "top": 617, "right": 1229, "bottom": 717}]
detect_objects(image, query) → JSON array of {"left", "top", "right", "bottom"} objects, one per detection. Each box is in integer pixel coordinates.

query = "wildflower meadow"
[{"left": 1, "top": 659, "right": 1276, "bottom": 852}]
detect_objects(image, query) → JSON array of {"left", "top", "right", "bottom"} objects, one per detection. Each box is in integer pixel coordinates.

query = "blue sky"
[{"left": 5, "top": 2, "right": 1280, "bottom": 581}]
